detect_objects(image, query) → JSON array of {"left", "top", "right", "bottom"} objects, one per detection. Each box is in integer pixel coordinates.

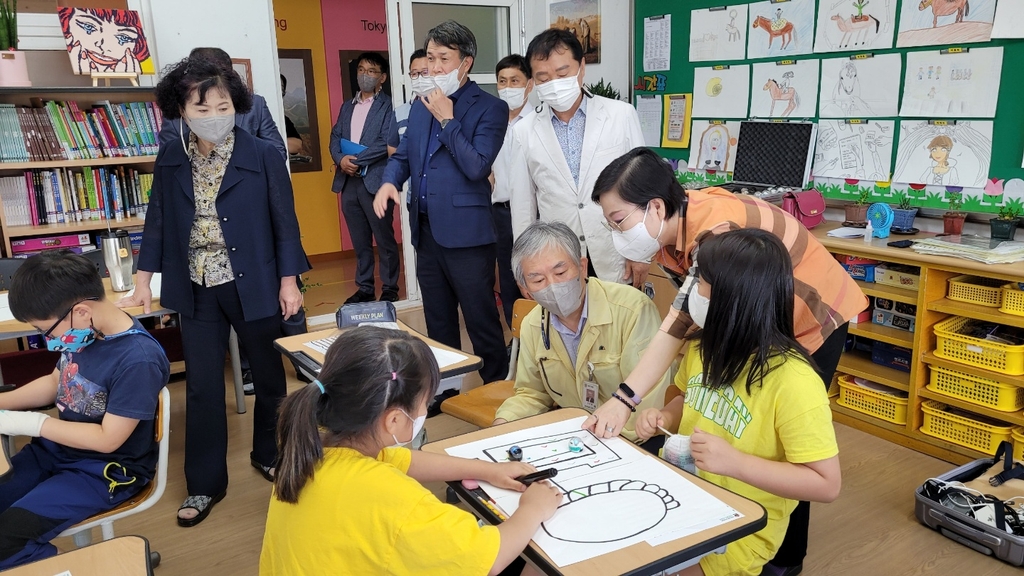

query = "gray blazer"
[{"left": 329, "top": 92, "right": 395, "bottom": 194}]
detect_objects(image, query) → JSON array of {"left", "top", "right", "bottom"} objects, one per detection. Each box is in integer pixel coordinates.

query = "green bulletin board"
[{"left": 632, "top": 0, "right": 1024, "bottom": 215}]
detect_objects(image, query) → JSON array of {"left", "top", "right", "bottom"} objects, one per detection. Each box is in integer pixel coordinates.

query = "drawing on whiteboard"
[
  {"left": 896, "top": 0, "right": 995, "bottom": 47},
  {"left": 749, "top": 0, "right": 815, "bottom": 58},
  {"left": 482, "top": 431, "right": 621, "bottom": 470},
  {"left": 892, "top": 120, "right": 993, "bottom": 188},
  {"left": 763, "top": 78, "right": 800, "bottom": 116},
  {"left": 542, "top": 479, "right": 680, "bottom": 544},
  {"left": 813, "top": 120, "right": 894, "bottom": 180}
]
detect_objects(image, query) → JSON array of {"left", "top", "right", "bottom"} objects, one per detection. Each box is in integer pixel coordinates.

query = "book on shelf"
[
  {"left": 0, "top": 167, "right": 152, "bottom": 226},
  {"left": 10, "top": 233, "right": 92, "bottom": 254}
]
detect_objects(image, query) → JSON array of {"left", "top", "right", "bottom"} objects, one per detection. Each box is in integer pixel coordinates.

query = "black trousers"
[
  {"left": 341, "top": 177, "right": 400, "bottom": 294},
  {"left": 416, "top": 217, "right": 508, "bottom": 383},
  {"left": 771, "top": 322, "right": 850, "bottom": 567},
  {"left": 491, "top": 202, "right": 520, "bottom": 327},
  {"left": 180, "top": 281, "right": 287, "bottom": 496}
]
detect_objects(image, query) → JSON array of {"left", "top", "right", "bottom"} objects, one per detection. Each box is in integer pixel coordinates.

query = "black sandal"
[
  {"left": 177, "top": 491, "right": 226, "bottom": 528},
  {"left": 251, "top": 457, "right": 275, "bottom": 482}
]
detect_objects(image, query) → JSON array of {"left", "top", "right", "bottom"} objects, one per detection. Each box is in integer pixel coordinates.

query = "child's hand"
[
  {"left": 518, "top": 480, "right": 563, "bottom": 522},
  {"left": 485, "top": 461, "right": 537, "bottom": 492},
  {"left": 635, "top": 408, "right": 666, "bottom": 441},
  {"left": 690, "top": 427, "right": 743, "bottom": 477}
]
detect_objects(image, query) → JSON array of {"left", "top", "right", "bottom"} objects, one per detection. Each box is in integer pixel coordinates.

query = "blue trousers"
[{"left": 0, "top": 439, "right": 144, "bottom": 569}]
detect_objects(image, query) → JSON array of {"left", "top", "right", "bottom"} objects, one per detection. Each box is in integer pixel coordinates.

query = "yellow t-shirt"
[
  {"left": 260, "top": 446, "right": 501, "bottom": 576},
  {"left": 674, "top": 343, "right": 838, "bottom": 576}
]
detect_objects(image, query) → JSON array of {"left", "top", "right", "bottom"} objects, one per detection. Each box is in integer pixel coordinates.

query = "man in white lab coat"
[{"left": 508, "top": 28, "right": 648, "bottom": 286}]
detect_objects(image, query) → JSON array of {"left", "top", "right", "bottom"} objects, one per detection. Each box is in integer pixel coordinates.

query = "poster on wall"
[
  {"left": 896, "top": 0, "right": 996, "bottom": 48},
  {"left": 688, "top": 120, "right": 742, "bottom": 172},
  {"left": 900, "top": 47, "right": 1003, "bottom": 118},
  {"left": 819, "top": 53, "right": 901, "bottom": 118},
  {"left": 689, "top": 5, "right": 747, "bottom": 62},
  {"left": 551, "top": 0, "right": 600, "bottom": 64},
  {"left": 279, "top": 49, "right": 323, "bottom": 173},
  {"left": 661, "top": 94, "right": 692, "bottom": 148},
  {"left": 992, "top": 0, "right": 1024, "bottom": 38},
  {"left": 692, "top": 65, "right": 750, "bottom": 119},
  {"left": 813, "top": 119, "right": 895, "bottom": 181},
  {"left": 57, "top": 7, "right": 154, "bottom": 75},
  {"left": 750, "top": 59, "right": 820, "bottom": 118},
  {"left": 813, "top": 0, "right": 897, "bottom": 52},
  {"left": 747, "top": 0, "right": 815, "bottom": 59},
  {"left": 892, "top": 120, "right": 993, "bottom": 188},
  {"left": 643, "top": 15, "right": 671, "bottom": 72}
]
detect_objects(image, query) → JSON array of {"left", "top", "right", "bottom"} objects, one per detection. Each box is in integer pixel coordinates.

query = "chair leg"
[
  {"left": 72, "top": 530, "right": 92, "bottom": 547},
  {"left": 228, "top": 329, "right": 246, "bottom": 414},
  {"left": 151, "top": 551, "right": 161, "bottom": 568},
  {"left": 100, "top": 522, "right": 114, "bottom": 541}
]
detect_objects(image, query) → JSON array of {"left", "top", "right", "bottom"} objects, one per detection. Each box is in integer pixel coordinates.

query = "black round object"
[{"left": 508, "top": 445, "right": 523, "bottom": 462}]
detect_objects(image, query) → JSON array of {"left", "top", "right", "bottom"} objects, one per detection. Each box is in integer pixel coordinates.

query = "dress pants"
[
  {"left": 342, "top": 177, "right": 399, "bottom": 294},
  {"left": 491, "top": 201, "right": 520, "bottom": 327},
  {"left": 416, "top": 216, "right": 508, "bottom": 383},
  {"left": 180, "top": 281, "right": 286, "bottom": 496}
]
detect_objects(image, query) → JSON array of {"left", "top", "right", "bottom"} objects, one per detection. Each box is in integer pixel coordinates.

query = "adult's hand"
[
  {"left": 423, "top": 88, "right": 454, "bottom": 123},
  {"left": 279, "top": 277, "right": 303, "bottom": 321},
  {"left": 117, "top": 284, "right": 152, "bottom": 314},
  {"left": 581, "top": 398, "right": 632, "bottom": 439},
  {"left": 623, "top": 259, "right": 650, "bottom": 289},
  {"left": 340, "top": 155, "right": 359, "bottom": 176},
  {"left": 374, "top": 183, "right": 400, "bottom": 219}
]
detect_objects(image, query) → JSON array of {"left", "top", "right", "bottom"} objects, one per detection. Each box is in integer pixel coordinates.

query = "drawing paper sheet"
[
  {"left": 814, "top": 0, "right": 896, "bottom": 52},
  {"left": 643, "top": 15, "right": 671, "bottom": 72},
  {"left": 992, "top": 0, "right": 1024, "bottom": 38},
  {"left": 689, "top": 5, "right": 747, "bottom": 62},
  {"left": 747, "top": 0, "right": 815, "bottom": 59},
  {"left": 750, "top": 60, "right": 820, "bottom": 118},
  {"left": 303, "top": 333, "right": 467, "bottom": 370},
  {"left": 813, "top": 120, "right": 895, "bottom": 181},
  {"left": 661, "top": 94, "right": 692, "bottom": 148},
  {"left": 819, "top": 54, "right": 901, "bottom": 118},
  {"left": 688, "top": 121, "right": 743, "bottom": 172},
  {"left": 692, "top": 65, "right": 750, "bottom": 119},
  {"left": 446, "top": 417, "right": 741, "bottom": 568},
  {"left": 897, "top": 0, "right": 996, "bottom": 48},
  {"left": 900, "top": 48, "right": 1003, "bottom": 118},
  {"left": 892, "top": 120, "right": 993, "bottom": 188},
  {"left": 635, "top": 95, "right": 663, "bottom": 147},
  {"left": 0, "top": 293, "right": 12, "bottom": 323}
]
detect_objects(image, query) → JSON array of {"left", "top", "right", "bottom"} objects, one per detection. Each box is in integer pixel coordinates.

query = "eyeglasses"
[
  {"left": 357, "top": 67, "right": 382, "bottom": 76},
  {"left": 601, "top": 204, "right": 644, "bottom": 232},
  {"left": 41, "top": 297, "right": 99, "bottom": 339},
  {"left": 409, "top": 71, "right": 429, "bottom": 79}
]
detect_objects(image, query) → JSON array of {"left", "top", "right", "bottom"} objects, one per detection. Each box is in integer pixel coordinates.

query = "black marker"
[{"left": 515, "top": 467, "right": 558, "bottom": 486}]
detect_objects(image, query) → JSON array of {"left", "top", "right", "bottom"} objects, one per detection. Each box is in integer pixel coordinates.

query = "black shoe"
[
  {"left": 380, "top": 289, "right": 400, "bottom": 302},
  {"left": 242, "top": 370, "right": 254, "bottom": 396},
  {"left": 427, "top": 389, "right": 460, "bottom": 418},
  {"left": 344, "top": 289, "right": 375, "bottom": 305},
  {"left": 760, "top": 562, "right": 803, "bottom": 576}
]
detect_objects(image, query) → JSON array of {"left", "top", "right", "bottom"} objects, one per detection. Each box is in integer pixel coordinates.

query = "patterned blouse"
[{"left": 188, "top": 132, "right": 235, "bottom": 287}]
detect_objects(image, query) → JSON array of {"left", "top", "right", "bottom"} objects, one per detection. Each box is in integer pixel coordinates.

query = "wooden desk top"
[
  {"left": 423, "top": 409, "right": 767, "bottom": 576},
  {"left": 5, "top": 535, "right": 152, "bottom": 576},
  {"left": 274, "top": 321, "right": 484, "bottom": 379}
]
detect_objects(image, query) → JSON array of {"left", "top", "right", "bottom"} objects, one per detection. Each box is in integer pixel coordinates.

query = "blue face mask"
[{"left": 46, "top": 325, "right": 96, "bottom": 353}]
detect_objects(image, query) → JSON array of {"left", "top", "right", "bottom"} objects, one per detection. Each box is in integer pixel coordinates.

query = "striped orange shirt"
[{"left": 656, "top": 187, "right": 868, "bottom": 353}]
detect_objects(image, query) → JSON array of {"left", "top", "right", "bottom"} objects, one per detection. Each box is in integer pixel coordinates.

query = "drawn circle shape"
[{"left": 706, "top": 78, "right": 723, "bottom": 97}]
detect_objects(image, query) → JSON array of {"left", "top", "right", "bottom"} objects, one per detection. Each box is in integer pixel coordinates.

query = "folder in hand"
[{"left": 341, "top": 139, "right": 368, "bottom": 176}]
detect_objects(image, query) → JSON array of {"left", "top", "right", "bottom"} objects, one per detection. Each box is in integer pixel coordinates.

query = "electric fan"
[{"left": 867, "top": 203, "right": 894, "bottom": 238}]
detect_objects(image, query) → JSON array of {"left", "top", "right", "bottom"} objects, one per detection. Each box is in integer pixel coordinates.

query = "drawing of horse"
[
  {"left": 831, "top": 14, "right": 881, "bottom": 47},
  {"left": 752, "top": 15, "right": 794, "bottom": 50},
  {"left": 764, "top": 79, "right": 799, "bottom": 117},
  {"left": 919, "top": 0, "right": 970, "bottom": 28}
]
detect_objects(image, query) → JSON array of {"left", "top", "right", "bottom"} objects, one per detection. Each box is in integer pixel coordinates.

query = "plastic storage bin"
[
  {"left": 928, "top": 365, "right": 1024, "bottom": 412},
  {"left": 1001, "top": 284, "right": 1024, "bottom": 318},
  {"left": 933, "top": 316, "right": 1024, "bottom": 376},
  {"left": 836, "top": 375, "right": 908, "bottom": 424},
  {"left": 920, "top": 400, "right": 1014, "bottom": 455},
  {"left": 947, "top": 275, "right": 1005, "bottom": 308},
  {"left": 1013, "top": 427, "right": 1024, "bottom": 462}
]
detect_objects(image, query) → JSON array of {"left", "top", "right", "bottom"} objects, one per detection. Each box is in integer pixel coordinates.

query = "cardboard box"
[
  {"left": 841, "top": 262, "right": 876, "bottom": 282},
  {"left": 835, "top": 254, "right": 879, "bottom": 266},
  {"left": 874, "top": 297, "right": 917, "bottom": 316},
  {"left": 875, "top": 263, "right": 921, "bottom": 291},
  {"left": 872, "top": 341, "right": 912, "bottom": 373},
  {"left": 10, "top": 233, "right": 92, "bottom": 253},
  {"left": 873, "top": 308, "right": 916, "bottom": 332}
]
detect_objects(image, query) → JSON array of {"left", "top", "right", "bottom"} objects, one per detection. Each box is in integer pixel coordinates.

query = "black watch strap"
[{"left": 618, "top": 383, "right": 642, "bottom": 405}]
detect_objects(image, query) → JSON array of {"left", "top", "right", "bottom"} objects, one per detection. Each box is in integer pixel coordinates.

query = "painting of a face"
[
  {"left": 930, "top": 145, "right": 950, "bottom": 162},
  {"left": 58, "top": 7, "right": 153, "bottom": 75},
  {"left": 709, "top": 132, "right": 723, "bottom": 149}
]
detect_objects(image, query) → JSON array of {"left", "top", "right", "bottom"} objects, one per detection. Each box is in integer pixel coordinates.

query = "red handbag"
[{"left": 781, "top": 190, "right": 827, "bottom": 229}]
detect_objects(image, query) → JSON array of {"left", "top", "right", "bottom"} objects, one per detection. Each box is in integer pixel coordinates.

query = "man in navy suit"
[{"left": 374, "top": 20, "right": 508, "bottom": 384}]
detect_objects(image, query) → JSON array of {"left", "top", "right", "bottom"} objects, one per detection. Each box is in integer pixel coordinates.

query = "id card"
[{"left": 582, "top": 380, "right": 599, "bottom": 412}]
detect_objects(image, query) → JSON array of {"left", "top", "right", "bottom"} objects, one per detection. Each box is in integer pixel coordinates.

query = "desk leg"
[{"left": 229, "top": 329, "right": 246, "bottom": 414}]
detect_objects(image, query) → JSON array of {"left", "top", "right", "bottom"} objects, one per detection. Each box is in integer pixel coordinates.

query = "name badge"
[{"left": 582, "top": 380, "right": 599, "bottom": 412}]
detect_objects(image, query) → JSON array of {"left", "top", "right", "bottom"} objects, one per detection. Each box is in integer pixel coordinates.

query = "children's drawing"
[
  {"left": 892, "top": 120, "right": 993, "bottom": 188},
  {"left": 819, "top": 54, "right": 901, "bottom": 117},
  {"left": 814, "top": 0, "right": 897, "bottom": 52},
  {"left": 57, "top": 7, "right": 154, "bottom": 75},
  {"left": 813, "top": 120, "right": 895, "bottom": 180},
  {"left": 692, "top": 65, "right": 750, "bottom": 119},
  {"left": 750, "top": 60, "right": 819, "bottom": 118},
  {"left": 690, "top": 5, "right": 748, "bottom": 62},
  {"left": 688, "top": 121, "right": 743, "bottom": 173},
  {"left": 896, "top": 0, "right": 996, "bottom": 48},
  {"left": 542, "top": 480, "right": 679, "bottom": 544},
  {"left": 748, "top": 0, "right": 816, "bottom": 58},
  {"left": 900, "top": 47, "right": 1002, "bottom": 118}
]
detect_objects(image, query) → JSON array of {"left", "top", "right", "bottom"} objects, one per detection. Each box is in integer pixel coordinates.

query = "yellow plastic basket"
[
  {"left": 927, "top": 365, "right": 1024, "bottom": 412},
  {"left": 933, "top": 316, "right": 1024, "bottom": 376},
  {"left": 1001, "top": 284, "right": 1024, "bottom": 318},
  {"left": 1013, "top": 427, "right": 1024, "bottom": 462},
  {"left": 947, "top": 275, "right": 1005, "bottom": 308},
  {"left": 920, "top": 400, "right": 1014, "bottom": 456},
  {"left": 836, "top": 375, "right": 908, "bottom": 424}
]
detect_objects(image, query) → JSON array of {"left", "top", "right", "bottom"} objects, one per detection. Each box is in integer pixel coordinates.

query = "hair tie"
[
  {"left": 313, "top": 379, "right": 325, "bottom": 394},
  {"left": 391, "top": 372, "right": 398, "bottom": 381}
]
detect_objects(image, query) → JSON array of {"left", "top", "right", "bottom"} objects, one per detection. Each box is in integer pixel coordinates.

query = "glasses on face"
[
  {"left": 357, "top": 67, "right": 382, "bottom": 77},
  {"left": 41, "top": 297, "right": 98, "bottom": 339},
  {"left": 601, "top": 204, "right": 644, "bottom": 232},
  {"left": 409, "top": 71, "right": 429, "bottom": 79}
]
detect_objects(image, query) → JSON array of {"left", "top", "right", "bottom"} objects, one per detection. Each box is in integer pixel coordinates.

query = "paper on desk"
[
  {"left": 124, "top": 273, "right": 162, "bottom": 299},
  {"left": 0, "top": 293, "right": 13, "bottom": 322},
  {"left": 430, "top": 345, "right": 467, "bottom": 370},
  {"left": 827, "top": 227, "right": 866, "bottom": 238}
]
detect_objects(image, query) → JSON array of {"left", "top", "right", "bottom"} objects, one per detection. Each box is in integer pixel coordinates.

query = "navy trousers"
[
  {"left": 491, "top": 202, "right": 520, "bottom": 328},
  {"left": 342, "top": 177, "right": 400, "bottom": 294}
]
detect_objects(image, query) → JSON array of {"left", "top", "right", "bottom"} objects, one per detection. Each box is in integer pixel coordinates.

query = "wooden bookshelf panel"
[
  {"left": 5, "top": 217, "right": 145, "bottom": 238},
  {"left": 926, "top": 298, "right": 1024, "bottom": 330},
  {"left": 855, "top": 280, "right": 919, "bottom": 305},
  {"left": 0, "top": 156, "right": 156, "bottom": 171},
  {"left": 848, "top": 322, "right": 915, "bottom": 348},
  {"left": 837, "top": 350, "right": 911, "bottom": 391}
]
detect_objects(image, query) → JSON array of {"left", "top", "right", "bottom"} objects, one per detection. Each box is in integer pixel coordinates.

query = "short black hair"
[
  {"left": 424, "top": 20, "right": 477, "bottom": 61},
  {"left": 155, "top": 55, "right": 253, "bottom": 120},
  {"left": 409, "top": 48, "right": 427, "bottom": 66},
  {"left": 280, "top": 73, "right": 287, "bottom": 91},
  {"left": 496, "top": 54, "right": 530, "bottom": 78},
  {"left": 188, "top": 47, "right": 232, "bottom": 69},
  {"left": 10, "top": 251, "right": 104, "bottom": 322},
  {"left": 356, "top": 52, "right": 389, "bottom": 76},
  {"left": 526, "top": 28, "right": 584, "bottom": 65},
  {"left": 592, "top": 147, "right": 687, "bottom": 219}
]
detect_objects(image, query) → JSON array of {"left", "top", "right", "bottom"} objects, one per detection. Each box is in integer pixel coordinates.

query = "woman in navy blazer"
[{"left": 123, "top": 55, "right": 309, "bottom": 527}]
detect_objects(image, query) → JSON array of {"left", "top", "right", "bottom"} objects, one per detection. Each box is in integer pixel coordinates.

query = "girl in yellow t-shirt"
[
  {"left": 260, "top": 326, "right": 562, "bottom": 576},
  {"left": 634, "top": 229, "right": 842, "bottom": 576}
]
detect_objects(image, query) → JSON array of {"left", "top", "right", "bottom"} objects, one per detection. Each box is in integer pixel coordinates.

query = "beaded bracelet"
[{"left": 611, "top": 392, "right": 637, "bottom": 413}]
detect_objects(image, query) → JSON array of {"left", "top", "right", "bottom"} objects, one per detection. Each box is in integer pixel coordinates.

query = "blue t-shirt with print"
[{"left": 54, "top": 317, "right": 170, "bottom": 481}]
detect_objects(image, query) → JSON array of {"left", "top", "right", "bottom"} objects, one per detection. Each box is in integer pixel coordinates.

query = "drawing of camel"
[
  {"left": 726, "top": 21, "right": 740, "bottom": 41},
  {"left": 831, "top": 14, "right": 881, "bottom": 47},
  {"left": 764, "top": 79, "right": 800, "bottom": 117},
  {"left": 752, "top": 15, "right": 794, "bottom": 50},
  {"left": 919, "top": 0, "right": 970, "bottom": 28}
]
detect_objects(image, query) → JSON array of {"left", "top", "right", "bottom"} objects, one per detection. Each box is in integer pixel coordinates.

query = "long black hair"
[
  {"left": 692, "top": 229, "right": 816, "bottom": 394},
  {"left": 273, "top": 327, "right": 440, "bottom": 503}
]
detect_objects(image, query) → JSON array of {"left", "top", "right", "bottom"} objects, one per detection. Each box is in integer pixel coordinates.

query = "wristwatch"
[
  {"left": 440, "top": 118, "right": 452, "bottom": 130},
  {"left": 618, "top": 383, "right": 642, "bottom": 405}
]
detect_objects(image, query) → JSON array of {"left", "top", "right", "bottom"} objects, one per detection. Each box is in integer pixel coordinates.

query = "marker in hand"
[{"left": 515, "top": 467, "right": 558, "bottom": 486}]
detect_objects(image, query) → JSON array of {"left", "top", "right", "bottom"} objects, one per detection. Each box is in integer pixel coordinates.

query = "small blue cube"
[{"left": 568, "top": 437, "right": 583, "bottom": 452}]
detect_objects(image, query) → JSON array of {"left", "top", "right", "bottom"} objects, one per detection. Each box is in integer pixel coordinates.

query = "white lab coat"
[{"left": 508, "top": 94, "right": 646, "bottom": 281}]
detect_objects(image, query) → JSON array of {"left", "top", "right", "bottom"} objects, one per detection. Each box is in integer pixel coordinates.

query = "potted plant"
[
  {"left": 844, "top": 187, "right": 870, "bottom": 224},
  {"left": 943, "top": 192, "right": 967, "bottom": 235},
  {"left": 585, "top": 78, "right": 621, "bottom": 101},
  {"left": 0, "top": 0, "right": 29, "bottom": 87},
  {"left": 891, "top": 193, "right": 918, "bottom": 231},
  {"left": 990, "top": 203, "right": 1023, "bottom": 241},
  {"left": 852, "top": 0, "right": 870, "bottom": 22}
]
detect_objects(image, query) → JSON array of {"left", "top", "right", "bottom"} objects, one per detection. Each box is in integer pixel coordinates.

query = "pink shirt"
[{"left": 350, "top": 94, "right": 375, "bottom": 144}]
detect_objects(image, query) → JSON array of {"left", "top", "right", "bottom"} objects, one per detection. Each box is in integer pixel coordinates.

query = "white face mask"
[
  {"left": 392, "top": 409, "right": 426, "bottom": 447},
  {"left": 430, "top": 59, "right": 466, "bottom": 97},
  {"left": 611, "top": 205, "right": 664, "bottom": 263},
  {"left": 410, "top": 76, "right": 434, "bottom": 97},
  {"left": 536, "top": 68, "right": 582, "bottom": 112},
  {"left": 688, "top": 288, "right": 711, "bottom": 329},
  {"left": 531, "top": 275, "right": 584, "bottom": 319},
  {"left": 185, "top": 113, "right": 234, "bottom": 146},
  {"left": 499, "top": 86, "right": 527, "bottom": 110}
]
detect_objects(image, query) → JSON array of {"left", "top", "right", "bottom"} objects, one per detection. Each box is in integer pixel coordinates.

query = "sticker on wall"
[
  {"left": 57, "top": 7, "right": 153, "bottom": 75},
  {"left": 892, "top": 120, "right": 993, "bottom": 188}
]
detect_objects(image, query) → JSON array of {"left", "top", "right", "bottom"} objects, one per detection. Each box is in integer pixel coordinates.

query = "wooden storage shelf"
[
  {"left": 848, "top": 322, "right": 915, "bottom": 348},
  {"left": 5, "top": 217, "right": 144, "bottom": 238},
  {"left": 926, "top": 298, "right": 1024, "bottom": 330},
  {"left": 855, "top": 279, "right": 919, "bottom": 305},
  {"left": 836, "top": 350, "right": 910, "bottom": 391},
  {"left": 916, "top": 387, "right": 1024, "bottom": 427},
  {"left": 830, "top": 397, "right": 908, "bottom": 434},
  {"left": 908, "top": 429, "right": 991, "bottom": 463},
  {"left": 0, "top": 156, "right": 156, "bottom": 171},
  {"left": 921, "top": 352, "right": 1024, "bottom": 388}
]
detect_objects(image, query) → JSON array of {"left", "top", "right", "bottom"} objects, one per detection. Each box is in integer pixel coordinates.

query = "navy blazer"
[
  {"left": 157, "top": 94, "right": 288, "bottom": 161},
  {"left": 138, "top": 127, "right": 310, "bottom": 321},
  {"left": 329, "top": 92, "right": 395, "bottom": 194},
  {"left": 381, "top": 81, "right": 507, "bottom": 249}
]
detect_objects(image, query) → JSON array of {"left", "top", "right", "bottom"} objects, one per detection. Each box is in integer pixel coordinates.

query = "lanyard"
[{"left": 541, "top": 309, "right": 551, "bottom": 350}]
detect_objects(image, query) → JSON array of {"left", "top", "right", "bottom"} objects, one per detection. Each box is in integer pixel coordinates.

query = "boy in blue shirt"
[{"left": 0, "top": 251, "right": 169, "bottom": 568}]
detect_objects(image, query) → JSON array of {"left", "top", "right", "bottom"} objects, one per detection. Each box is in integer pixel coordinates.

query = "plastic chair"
[{"left": 441, "top": 299, "right": 538, "bottom": 427}]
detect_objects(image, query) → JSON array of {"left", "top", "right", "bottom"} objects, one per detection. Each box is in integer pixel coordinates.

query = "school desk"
[
  {"left": 4, "top": 535, "right": 153, "bottom": 576},
  {"left": 422, "top": 408, "right": 768, "bottom": 576}
]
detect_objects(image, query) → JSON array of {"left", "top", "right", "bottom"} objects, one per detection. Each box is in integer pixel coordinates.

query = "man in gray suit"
[{"left": 330, "top": 52, "right": 399, "bottom": 303}]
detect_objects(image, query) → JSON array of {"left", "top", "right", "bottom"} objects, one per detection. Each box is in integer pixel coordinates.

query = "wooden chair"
[{"left": 442, "top": 299, "right": 538, "bottom": 428}]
